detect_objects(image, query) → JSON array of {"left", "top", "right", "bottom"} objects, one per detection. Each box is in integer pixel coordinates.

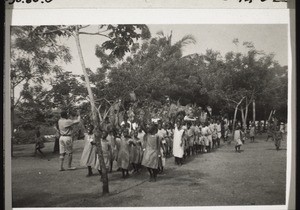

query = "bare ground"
[{"left": 11, "top": 134, "right": 287, "bottom": 207}]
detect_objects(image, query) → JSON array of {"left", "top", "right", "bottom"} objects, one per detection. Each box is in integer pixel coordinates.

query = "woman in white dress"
[
  {"left": 173, "top": 120, "right": 185, "bottom": 166},
  {"left": 80, "top": 125, "right": 99, "bottom": 177}
]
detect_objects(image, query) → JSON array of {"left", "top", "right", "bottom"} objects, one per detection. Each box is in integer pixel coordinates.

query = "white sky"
[{"left": 58, "top": 24, "right": 288, "bottom": 75}]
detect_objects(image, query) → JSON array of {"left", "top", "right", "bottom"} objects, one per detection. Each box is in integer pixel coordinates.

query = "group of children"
[
  {"left": 80, "top": 121, "right": 167, "bottom": 182},
  {"left": 79, "top": 116, "right": 236, "bottom": 182}
]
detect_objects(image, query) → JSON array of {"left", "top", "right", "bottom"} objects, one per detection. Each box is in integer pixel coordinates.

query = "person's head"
[
  {"left": 176, "top": 120, "right": 182, "bottom": 128},
  {"left": 157, "top": 121, "right": 162, "bottom": 130},
  {"left": 122, "top": 128, "right": 130, "bottom": 138},
  {"left": 133, "top": 130, "right": 138, "bottom": 138},
  {"left": 61, "top": 111, "right": 68, "bottom": 119},
  {"left": 107, "top": 125, "right": 113, "bottom": 133},
  {"left": 187, "top": 121, "right": 192, "bottom": 129},
  {"left": 87, "top": 124, "right": 94, "bottom": 134},
  {"left": 148, "top": 123, "right": 157, "bottom": 135},
  {"left": 102, "top": 130, "right": 108, "bottom": 139},
  {"left": 69, "top": 110, "right": 77, "bottom": 118}
]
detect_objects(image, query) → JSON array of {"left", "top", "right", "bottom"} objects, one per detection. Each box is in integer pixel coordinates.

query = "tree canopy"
[{"left": 11, "top": 27, "right": 288, "bottom": 135}]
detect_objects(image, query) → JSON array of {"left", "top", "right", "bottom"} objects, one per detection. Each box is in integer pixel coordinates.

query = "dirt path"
[{"left": 12, "top": 134, "right": 286, "bottom": 207}]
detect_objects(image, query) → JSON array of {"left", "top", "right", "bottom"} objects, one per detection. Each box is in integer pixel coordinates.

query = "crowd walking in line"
[{"left": 35, "top": 107, "right": 286, "bottom": 183}]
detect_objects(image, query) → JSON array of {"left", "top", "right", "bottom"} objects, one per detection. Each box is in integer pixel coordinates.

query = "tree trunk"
[
  {"left": 240, "top": 108, "right": 245, "bottom": 129},
  {"left": 244, "top": 102, "right": 249, "bottom": 130},
  {"left": 74, "top": 28, "right": 109, "bottom": 195},
  {"left": 231, "top": 97, "right": 245, "bottom": 142},
  {"left": 252, "top": 99, "right": 256, "bottom": 127},
  {"left": 268, "top": 110, "right": 273, "bottom": 122}
]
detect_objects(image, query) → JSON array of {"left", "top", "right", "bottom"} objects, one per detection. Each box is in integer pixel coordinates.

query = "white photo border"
[{"left": 4, "top": 7, "right": 295, "bottom": 210}]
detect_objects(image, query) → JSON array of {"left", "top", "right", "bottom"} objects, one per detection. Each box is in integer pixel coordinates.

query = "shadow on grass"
[{"left": 265, "top": 148, "right": 287, "bottom": 151}]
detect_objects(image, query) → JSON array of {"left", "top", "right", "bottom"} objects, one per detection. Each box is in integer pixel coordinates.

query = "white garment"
[
  {"left": 132, "top": 122, "right": 138, "bottom": 131},
  {"left": 173, "top": 126, "right": 185, "bottom": 158},
  {"left": 201, "top": 126, "right": 210, "bottom": 146},
  {"left": 216, "top": 124, "right": 222, "bottom": 138},
  {"left": 234, "top": 130, "right": 243, "bottom": 146},
  {"left": 120, "top": 120, "right": 132, "bottom": 133}
]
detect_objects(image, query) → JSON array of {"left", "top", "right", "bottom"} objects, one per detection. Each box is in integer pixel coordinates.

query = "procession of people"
[{"left": 46, "top": 105, "right": 286, "bottom": 183}]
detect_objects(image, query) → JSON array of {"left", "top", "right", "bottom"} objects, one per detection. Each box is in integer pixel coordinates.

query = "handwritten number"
[
  {"left": 26, "top": 0, "right": 32, "bottom": 3},
  {"left": 8, "top": 0, "right": 15, "bottom": 4},
  {"left": 45, "top": 0, "right": 52, "bottom": 2},
  {"left": 239, "top": 0, "right": 252, "bottom": 3},
  {"left": 33, "top": 0, "right": 39, "bottom": 2},
  {"left": 16, "top": 0, "right": 21, "bottom": 2}
]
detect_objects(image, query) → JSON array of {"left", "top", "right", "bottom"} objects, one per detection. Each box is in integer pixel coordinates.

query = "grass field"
[{"left": 11, "top": 133, "right": 287, "bottom": 207}]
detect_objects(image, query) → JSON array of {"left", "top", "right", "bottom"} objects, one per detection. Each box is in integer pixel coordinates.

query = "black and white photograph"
[{"left": 8, "top": 22, "right": 290, "bottom": 209}]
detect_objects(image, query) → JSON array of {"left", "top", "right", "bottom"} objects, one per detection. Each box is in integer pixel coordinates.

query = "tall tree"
[
  {"left": 10, "top": 26, "right": 72, "bottom": 155},
  {"left": 39, "top": 24, "right": 150, "bottom": 195}
]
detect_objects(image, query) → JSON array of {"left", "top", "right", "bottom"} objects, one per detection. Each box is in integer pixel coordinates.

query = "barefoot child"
[
  {"left": 80, "top": 125, "right": 98, "bottom": 177},
  {"left": 116, "top": 128, "right": 131, "bottom": 178},
  {"left": 34, "top": 126, "right": 46, "bottom": 159},
  {"left": 132, "top": 130, "right": 143, "bottom": 173},
  {"left": 234, "top": 125, "right": 243, "bottom": 152},
  {"left": 274, "top": 126, "right": 282, "bottom": 151},
  {"left": 249, "top": 123, "right": 255, "bottom": 142},
  {"left": 95, "top": 130, "right": 112, "bottom": 180},
  {"left": 141, "top": 123, "right": 160, "bottom": 182}
]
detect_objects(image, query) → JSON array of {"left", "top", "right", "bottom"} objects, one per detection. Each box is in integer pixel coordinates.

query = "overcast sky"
[{"left": 58, "top": 24, "right": 288, "bottom": 75}]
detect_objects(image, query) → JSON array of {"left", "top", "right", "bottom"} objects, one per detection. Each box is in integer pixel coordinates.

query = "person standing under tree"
[
  {"left": 157, "top": 121, "right": 167, "bottom": 173},
  {"left": 173, "top": 120, "right": 186, "bottom": 165},
  {"left": 53, "top": 122, "right": 60, "bottom": 154},
  {"left": 80, "top": 124, "right": 98, "bottom": 177},
  {"left": 58, "top": 110, "right": 81, "bottom": 171},
  {"left": 216, "top": 120, "right": 222, "bottom": 147},
  {"left": 141, "top": 123, "right": 160, "bottom": 182},
  {"left": 234, "top": 125, "right": 243, "bottom": 153},
  {"left": 95, "top": 130, "right": 112, "bottom": 180},
  {"left": 274, "top": 125, "right": 282, "bottom": 151},
  {"left": 116, "top": 128, "right": 131, "bottom": 178},
  {"left": 34, "top": 126, "right": 47, "bottom": 159},
  {"left": 249, "top": 123, "right": 255, "bottom": 142}
]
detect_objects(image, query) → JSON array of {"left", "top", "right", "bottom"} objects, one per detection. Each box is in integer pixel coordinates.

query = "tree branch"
[
  {"left": 13, "top": 94, "right": 23, "bottom": 108},
  {"left": 78, "top": 32, "right": 112, "bottom": 40}
]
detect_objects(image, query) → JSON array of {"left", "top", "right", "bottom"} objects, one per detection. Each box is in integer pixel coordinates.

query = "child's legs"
[
  {"left": 87, "top": 166, "right": 93, "bottom": 175},
  {"left": 37, "top": 148, "right": 46, "bottom": 157}
]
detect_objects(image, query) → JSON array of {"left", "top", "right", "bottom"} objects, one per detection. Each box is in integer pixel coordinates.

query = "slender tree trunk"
[
  {"left": 74, "top": 28, "right": 109, "bottom": 194},
  {"left": 268, "top": 110, "right": 273, "bottom": 122},
  {"left": 240, "top": 108, "right": 245, "bottom": 128},
  {"left": 231, "top": 97, "right": 245, "bottom": 142},
  {"left": 244, "top": 102, "right": 249, "bottom": 129},
  {"left": 253, "top": 99, "right": 256, "bottom": 127}
]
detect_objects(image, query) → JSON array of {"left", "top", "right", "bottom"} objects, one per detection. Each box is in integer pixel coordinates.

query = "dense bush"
[{"left": 13, "top": 125, "right": 56, "bottom": 144}]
